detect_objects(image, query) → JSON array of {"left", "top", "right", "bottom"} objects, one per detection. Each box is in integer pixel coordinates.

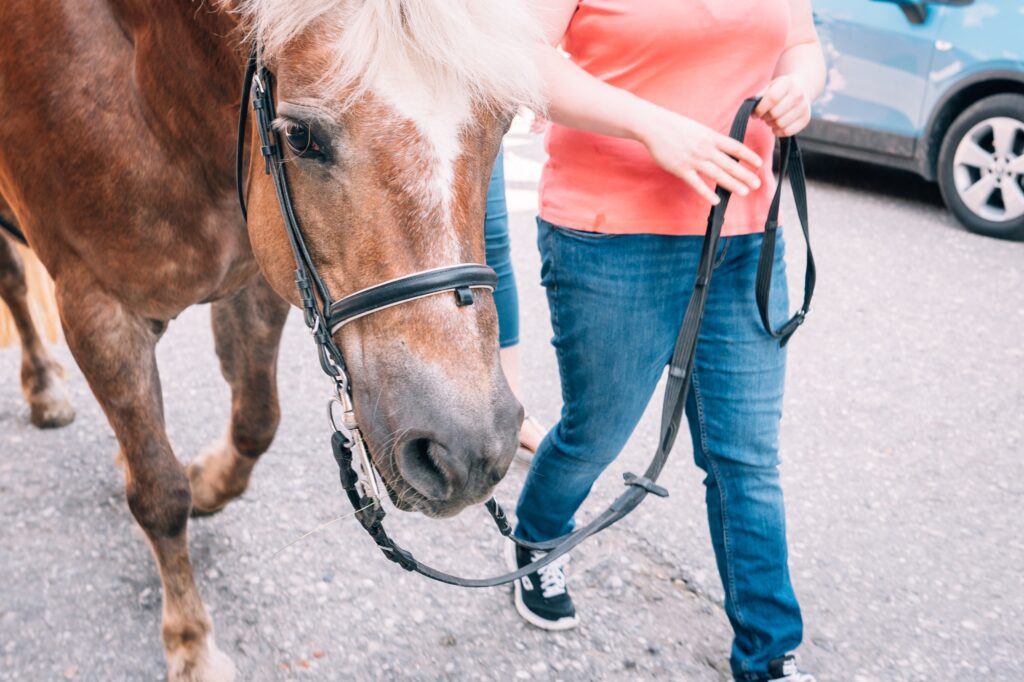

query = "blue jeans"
[
  {"left": 515, "top": 218, "right": 803, "bottom": 681},
  {"left": 484, "top": 146, "right": 519, "bottom": 348}
]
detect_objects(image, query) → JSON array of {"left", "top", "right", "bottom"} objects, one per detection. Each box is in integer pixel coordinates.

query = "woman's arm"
[
  {"left": 529, "top": 0, "right": 763, "bottom": 205},
  {"left": 754, "top": 0, "right": 826, "bottom": 137}
]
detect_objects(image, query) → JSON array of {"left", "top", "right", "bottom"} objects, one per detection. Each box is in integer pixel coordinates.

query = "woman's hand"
[
  {"left": 755, "top": 76, "right": 813, "bottom": 138},
  {"left": 634, "top": 105, "right": 763, "bottom": 206}
]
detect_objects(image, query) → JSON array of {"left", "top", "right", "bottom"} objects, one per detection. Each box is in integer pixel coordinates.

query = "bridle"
[
  {"left": 235, "top": 56, "right": 497, "bottom": 378},
  {"left": 235, "top": 53, "right": 499, "bottom": 512},
  {"left": 236, "top": 51, "right": 815, "bottom": 588}
]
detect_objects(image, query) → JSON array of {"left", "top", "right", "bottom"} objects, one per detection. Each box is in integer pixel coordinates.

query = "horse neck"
[
  {"left": 109, "top": 0, "right": 243, "bottom": 80},
  {"left": 108, "top": 1, "right": 244, "bottom": 184}
]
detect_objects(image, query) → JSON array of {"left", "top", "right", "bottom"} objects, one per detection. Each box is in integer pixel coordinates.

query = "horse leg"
[
  {"left": 188, "top": 275, "right": 289, "bottom": 515},
  {"left": 0, "top": 233, "right": 75, "bottom": 428},
  {"left": 56, "top": 278, "right": 234, "bottom": 682}
]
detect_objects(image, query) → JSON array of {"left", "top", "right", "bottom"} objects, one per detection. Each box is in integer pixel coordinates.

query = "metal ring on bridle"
[
  {"left": 235, "top": 48, "right": 816, "bottom": 589},
  {"left": 327, "top": 397, "right": 350, "bottom": 442}
]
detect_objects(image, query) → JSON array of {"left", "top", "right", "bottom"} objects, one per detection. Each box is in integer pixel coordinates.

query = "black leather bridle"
[
  {"left": 236, "top": 51, "right": 815, "bottom": 588},
  {"left": 236, "top": 56, "right": 497, "bottom": 380}
]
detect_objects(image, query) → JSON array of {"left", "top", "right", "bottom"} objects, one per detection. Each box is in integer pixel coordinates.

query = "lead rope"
[
  {"left": 236, "top": 53, "right": 815, "bottom": 587},
  {"left": 322, "top": 98, "right": 815, "bottom": 586},
  {"left": 756, "top": 135, "right": 815, "bottom": 345}
]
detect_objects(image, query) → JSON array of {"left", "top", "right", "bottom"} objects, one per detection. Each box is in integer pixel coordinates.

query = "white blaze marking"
[
  {"left": 372, "top": 64, "right": 471, "bottom": 236},
  {"left": 369, "top": 63, "right": 477, "bottom": 332}
]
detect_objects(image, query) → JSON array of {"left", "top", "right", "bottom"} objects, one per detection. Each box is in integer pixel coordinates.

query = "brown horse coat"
[{"left": 0, "top": 1, "right": 542, "bottom": 678}]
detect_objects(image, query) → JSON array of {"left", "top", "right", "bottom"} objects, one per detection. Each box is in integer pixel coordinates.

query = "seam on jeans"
[
  {"left": 691, "top": 369, "right": 749, "bottom": 642},
  {"left": 545, "top": 226, "right": 573, "bottom": 432},
  {"left": 690, "top": 369, "right": 710, "bottom": 455}
]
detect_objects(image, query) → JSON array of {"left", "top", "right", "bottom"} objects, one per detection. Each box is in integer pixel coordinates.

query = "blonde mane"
[{"left": 232, "top": 0, "right": 546, "bottom": 113}]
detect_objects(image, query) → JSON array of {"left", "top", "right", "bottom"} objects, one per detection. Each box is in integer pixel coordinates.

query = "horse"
[{"left": 0, "top": 1, "right": 544, "bottom": 678}]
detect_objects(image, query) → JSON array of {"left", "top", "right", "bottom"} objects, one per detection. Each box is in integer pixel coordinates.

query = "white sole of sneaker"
[{"left": 504, "top": 542, "right": 580, "bottom": 632}]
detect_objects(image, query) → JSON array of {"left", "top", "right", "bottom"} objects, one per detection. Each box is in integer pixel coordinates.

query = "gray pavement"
[{"left": 1, "top": 123, "right": 1022, "bottom": 681}]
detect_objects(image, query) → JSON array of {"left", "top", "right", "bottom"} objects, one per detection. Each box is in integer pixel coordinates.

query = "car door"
[{"left": 806, "top": 0, "right": 943, "bottom": 159}]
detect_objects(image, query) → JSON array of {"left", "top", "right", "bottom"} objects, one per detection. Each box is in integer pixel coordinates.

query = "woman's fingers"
[
  {"left": 711, "top": 150, "right": 762, "bottom": 190},
  {"left": 643, "top": 110, "right": 769, "bottom": 204},
  {"left": 767, "top": 91, "right": 801, "bottom": 124},
  {"left": 716, "top": 135, "right": 762, "bottom": 168},
  {"left": 698, "top": 161, "right": 752, "bottom": 197},
  {"left": 755, "top": 79, "right": 790, "bottom": 118},
  {"left": 757, "top": 76, "right": 813, "bottom": 137},
  {"left": 682, "top": 169, "right": 720, "bottom": 205},
  {"left": 684, "top": 137, "right": 764, "bottom": 203},
  {"left": 770, "top": 106, "right": 811, "bottom": 137},
  {"left": 774, "top": 108, "right": 809, "bottom": 137}
]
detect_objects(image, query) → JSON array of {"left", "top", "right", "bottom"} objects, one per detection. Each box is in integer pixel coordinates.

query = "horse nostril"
[{"left": 397, "top": 437, "right": 455, "bottom": 501}]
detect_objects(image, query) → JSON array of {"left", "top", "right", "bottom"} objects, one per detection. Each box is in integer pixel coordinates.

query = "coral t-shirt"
[{"left": 539, "top": 0, "right": 817, "bottom": 236}]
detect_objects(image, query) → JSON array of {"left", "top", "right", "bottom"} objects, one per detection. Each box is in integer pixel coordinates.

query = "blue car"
[{"left": 804, "top": 0, "right": 1024, "bottom": 239}]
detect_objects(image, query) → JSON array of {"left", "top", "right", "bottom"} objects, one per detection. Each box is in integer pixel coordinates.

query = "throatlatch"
[{"left": 236, "top": 47, "right": 815, "bottom": 588}]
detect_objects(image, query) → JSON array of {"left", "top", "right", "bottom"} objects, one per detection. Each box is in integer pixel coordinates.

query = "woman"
[
  {"left": 508, "top": 2, "right": 825, "bottom": 681},
  {"left": 485, "top": 146, "right": 545, "bottom": 456}
]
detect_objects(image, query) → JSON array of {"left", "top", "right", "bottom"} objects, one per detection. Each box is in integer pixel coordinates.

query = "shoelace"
[{"left": 531, "top": 551, "right": 568, "bottom": 599}]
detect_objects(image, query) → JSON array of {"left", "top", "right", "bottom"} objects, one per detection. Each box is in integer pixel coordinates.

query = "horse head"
[{"left": 236, "top": 0, "right": 545, "bottom": 517}]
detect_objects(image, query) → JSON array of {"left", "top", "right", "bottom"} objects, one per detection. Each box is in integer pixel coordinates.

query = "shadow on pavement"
[{"left": 801, "top": 151, "right": 945, "bottom": 209}]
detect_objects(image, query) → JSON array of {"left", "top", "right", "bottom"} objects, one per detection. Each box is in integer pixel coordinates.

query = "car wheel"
[{"left": 937, "top": 93, "right": 1024, "bottom": 240}]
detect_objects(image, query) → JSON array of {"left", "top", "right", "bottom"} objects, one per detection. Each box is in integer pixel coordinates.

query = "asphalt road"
[{"left": 1, "top": 121, "right": 1022, "bottom": 681}]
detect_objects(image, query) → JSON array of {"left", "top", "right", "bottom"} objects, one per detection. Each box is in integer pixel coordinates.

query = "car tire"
[{"left": 937, "top": 93, "right": 1024, "bottom": 240}]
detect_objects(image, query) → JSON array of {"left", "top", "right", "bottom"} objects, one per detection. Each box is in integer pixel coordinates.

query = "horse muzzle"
[{"left": 359, "top": 367, "right": 522, "bottom": 517}]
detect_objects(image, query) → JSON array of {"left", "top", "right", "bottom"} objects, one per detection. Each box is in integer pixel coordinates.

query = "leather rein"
[{"left": 236, "top": 51, "right": 815, "bottom": 588}]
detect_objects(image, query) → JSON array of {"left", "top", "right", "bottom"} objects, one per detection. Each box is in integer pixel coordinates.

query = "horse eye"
[{"left": 284, "top": 123, "right": 324, "bottom": 160}]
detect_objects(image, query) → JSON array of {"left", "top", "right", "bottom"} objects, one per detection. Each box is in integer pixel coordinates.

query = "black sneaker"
[
  {"left": 767, "top": 655, "right": 816, "bottom": 681},
  {"left": 505, "top": 542, "right": 579, "bottom": 631}
]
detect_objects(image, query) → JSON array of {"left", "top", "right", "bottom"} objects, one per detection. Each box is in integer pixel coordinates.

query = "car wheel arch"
[{"left": 918, "top": 70, "right": 1024, "bottom": 181}]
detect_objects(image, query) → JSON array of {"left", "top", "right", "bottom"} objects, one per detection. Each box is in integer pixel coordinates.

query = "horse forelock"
[
  {"left": 232, "top": 0, "right": 540, "bottom": 258},
  {"left": 230, "top": 0, "right": 546, "bottom": 114}
]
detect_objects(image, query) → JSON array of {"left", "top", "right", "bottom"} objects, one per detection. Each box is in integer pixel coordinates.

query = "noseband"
[
  {"left": 236, "top": 52, "right": 815, "bottom": 588},
  {"left": 236, "top": 58, "right": 496, "bottom": 377},
  {"left": 235, "top": 53, "right": 612, "bottom": 586}
]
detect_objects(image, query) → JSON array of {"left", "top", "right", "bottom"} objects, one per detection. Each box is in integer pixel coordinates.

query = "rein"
[{"left": 236, "top": 52, "right": 815, "bottom": 587}]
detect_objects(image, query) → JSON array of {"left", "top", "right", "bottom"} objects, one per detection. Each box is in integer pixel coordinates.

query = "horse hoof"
[
  {"left": 187, "top": 444, "right": 253, "bottom": 517},
  {"left": 189, "top": 504, "right": 224, "bottom": 519},
  {"left": 29, "top": 394, "right": 76, "bottom": 429},
  {"left": 187, "top": 459, "right": 229, "bottom": 518},
  {"left": 167, "top": 635, "right": 236, "bottom": 682}
]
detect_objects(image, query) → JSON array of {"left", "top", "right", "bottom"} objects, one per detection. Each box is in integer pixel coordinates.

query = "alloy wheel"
[{"left": 951, "top": 116, "right": 1024, "bottom": 223}]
